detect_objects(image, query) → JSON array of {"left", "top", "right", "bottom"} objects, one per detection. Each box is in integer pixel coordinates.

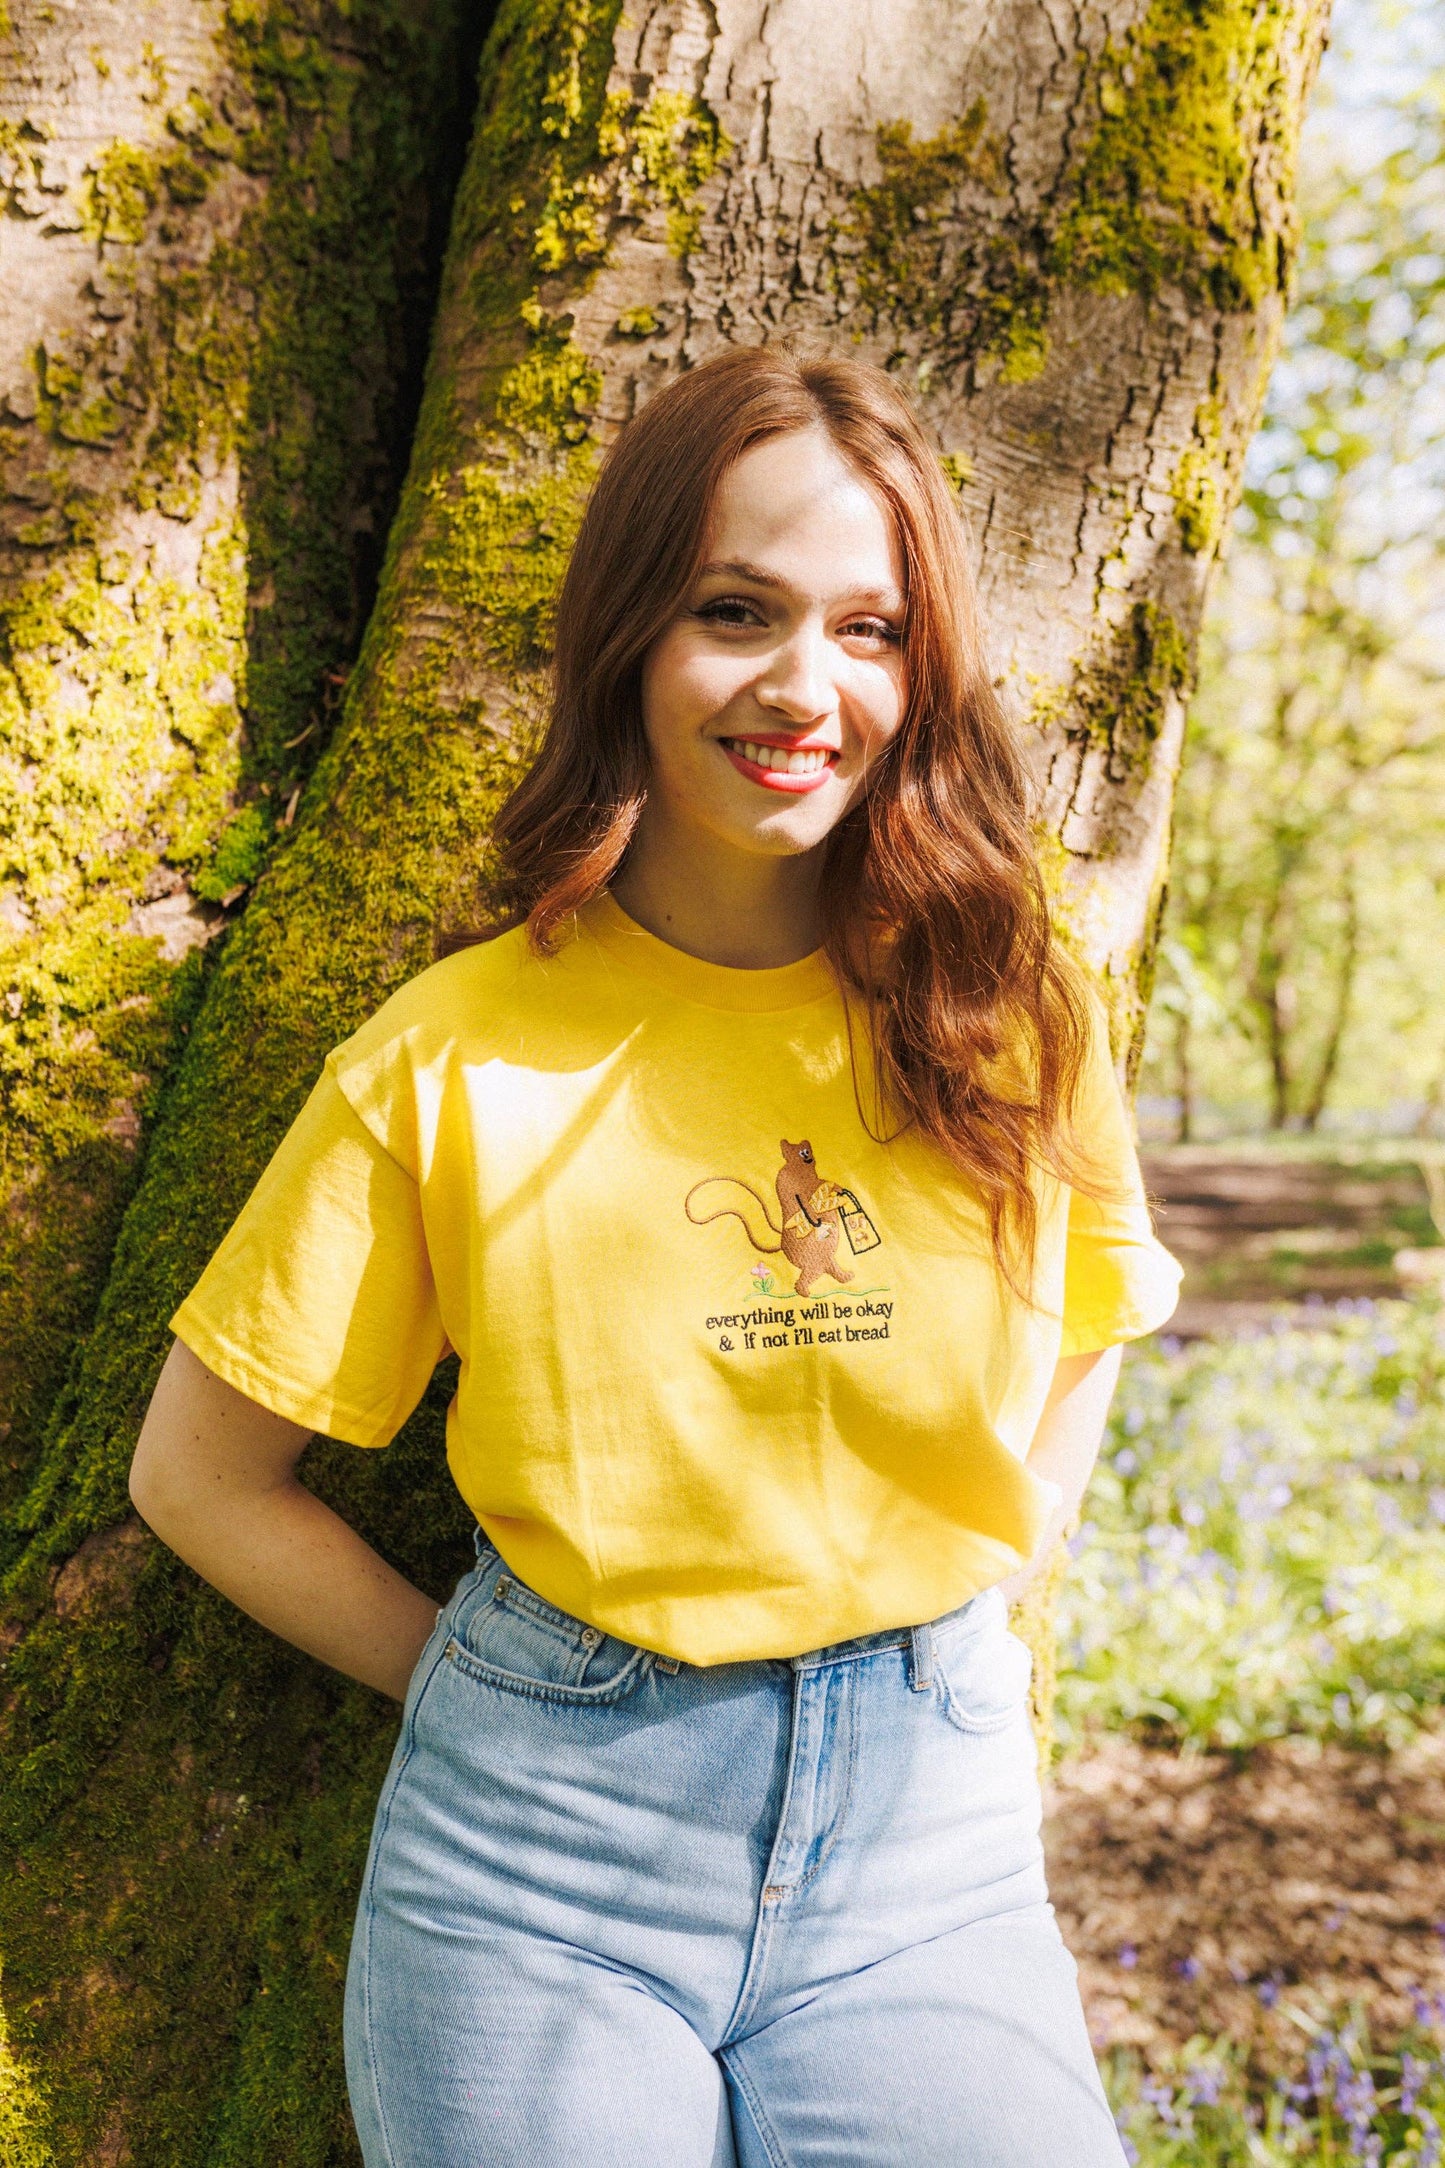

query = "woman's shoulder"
[
  {"left": 314, "top": 927, "right": 538, "bottom": 1166},
  {"left": 343, "top": 925, "right": 534, "bottom": 1051}
]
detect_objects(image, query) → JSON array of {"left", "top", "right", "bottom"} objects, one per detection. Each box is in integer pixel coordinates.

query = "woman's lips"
[{"left": 718, "top": 735, "right": 838, "bottom": 794}]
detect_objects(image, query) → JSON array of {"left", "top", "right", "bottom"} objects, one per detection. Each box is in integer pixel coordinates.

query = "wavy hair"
[{"left": 478, "top": 344, "right": 1097, "bottom": 1289}]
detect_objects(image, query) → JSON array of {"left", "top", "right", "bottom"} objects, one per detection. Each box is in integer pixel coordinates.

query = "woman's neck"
[{"left": 610, "top": 817, "right": 824, "bottom": 970}]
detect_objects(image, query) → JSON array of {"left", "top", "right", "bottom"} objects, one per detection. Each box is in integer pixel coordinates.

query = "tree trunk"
[
  {"left": 1175, "top": 1005, "right": 1195, "bottom": 1144},
  {"left": 1302, "top": 857, "right": 1359, "bottom": 1131},
  {"left": 0, "top": 0, "right": 481, "bottom": 1562},
  {"left": 0, "top": 0, "right": 1331, "bottom": 2155}
]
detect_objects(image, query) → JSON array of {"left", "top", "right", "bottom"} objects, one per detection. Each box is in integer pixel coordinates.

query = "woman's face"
[{"left": 639, "top": 427, "right": 908, "bottom": 863}]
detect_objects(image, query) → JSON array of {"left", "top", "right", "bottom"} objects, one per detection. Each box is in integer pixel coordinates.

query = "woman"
[{"left": 131, "top": 345, "right": 1181, "bottom": 2166}]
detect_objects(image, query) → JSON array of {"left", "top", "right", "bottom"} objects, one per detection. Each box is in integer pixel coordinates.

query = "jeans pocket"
[
  {"left": 933, "top": 1605, "right": 1035, "bottom": 1735},
  {"left": 445, "top": 1559, "right": 651, "bottom": 1705}
]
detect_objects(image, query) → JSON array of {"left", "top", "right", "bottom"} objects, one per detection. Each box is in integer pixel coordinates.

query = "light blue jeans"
[{"left": 344, "top": 1528, "right": 1125, "bottom": 2166}]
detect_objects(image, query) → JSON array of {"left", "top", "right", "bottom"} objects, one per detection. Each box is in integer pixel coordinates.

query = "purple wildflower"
[{"left": 1401, "top": 2052, "right": 1429, "bottom": 2115}]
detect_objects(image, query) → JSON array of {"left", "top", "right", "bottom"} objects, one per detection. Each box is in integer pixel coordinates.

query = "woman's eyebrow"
[
  {"left": 695, "top": 559, "right": 904, "bottom": 609},
  {"left": 695, "top": 558, "right": 790, "bottom": 589}
]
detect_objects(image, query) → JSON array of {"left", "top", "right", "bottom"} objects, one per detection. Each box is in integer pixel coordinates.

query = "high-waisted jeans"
[{"left": 343, "top": 1527, "right": 1125, "bottom": 2166}]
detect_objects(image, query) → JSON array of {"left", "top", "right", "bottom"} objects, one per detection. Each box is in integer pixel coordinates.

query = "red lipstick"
[{"left": 717, "top": 733, "right": 839, "bottom": 794}]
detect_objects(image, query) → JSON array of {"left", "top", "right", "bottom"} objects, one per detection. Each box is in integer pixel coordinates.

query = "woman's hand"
[
  {"left": 996, "top": 1344, "right": 1123, "bottom": 1605},
  {"left": 129, "top": 1339, "right": 444, "bottom": 1701}
]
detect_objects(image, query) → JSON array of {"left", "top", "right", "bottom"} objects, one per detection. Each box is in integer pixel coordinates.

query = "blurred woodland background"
[
  {"left": 1056, "top": 11, "right": 1445, "bottom": 2154},
  {"left": 1146, "top": 0, "right": 1445, "bottom": 1146}
]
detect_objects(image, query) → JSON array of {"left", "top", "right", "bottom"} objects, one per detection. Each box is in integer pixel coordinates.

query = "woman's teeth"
[{"left": 726, "top": 740, "right": 832, "bottom": 774}]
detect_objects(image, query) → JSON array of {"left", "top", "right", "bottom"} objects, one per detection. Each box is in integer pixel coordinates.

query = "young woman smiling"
[{"left": 130, "top": 346, "right": 1181, "bottom": 2166}]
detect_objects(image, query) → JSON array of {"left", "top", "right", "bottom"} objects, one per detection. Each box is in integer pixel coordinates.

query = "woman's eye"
[
  {"left": 696, "top": 596, "right": 764, "bottom": 627},
  {"left": 841, "top": 617, "right": 901, "bottom": 645}
]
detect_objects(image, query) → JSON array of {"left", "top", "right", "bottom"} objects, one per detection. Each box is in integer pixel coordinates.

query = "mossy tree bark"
[
  {"left": 0, "top": 0, "right": 481, "bottom": 1567},
  {"left": 0, "top": 0, "right": 1329, "bottom": 2157}
]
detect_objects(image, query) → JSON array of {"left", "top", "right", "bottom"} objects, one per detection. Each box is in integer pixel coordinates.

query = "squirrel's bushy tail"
[{"left": 684, "top": 1177, "right": 783, "bottom": 1254}]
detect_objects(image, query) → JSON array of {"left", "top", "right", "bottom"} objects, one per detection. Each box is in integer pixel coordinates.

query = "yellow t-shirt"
[{"left": 171, "top": 891, "right": 1181, "bottom": 1664}]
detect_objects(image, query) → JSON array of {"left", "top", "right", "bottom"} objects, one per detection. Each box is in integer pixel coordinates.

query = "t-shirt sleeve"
[
  {"left": 1057, "top": 1008, "right": 1183, "bottom": 1357},
  {"left": 169, "top": 1064, "right": 448, "bottom": 1447}
]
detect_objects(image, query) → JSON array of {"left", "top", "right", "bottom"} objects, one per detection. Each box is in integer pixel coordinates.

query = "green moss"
[
  {"left": 192, "top": 805, "right": 273, "bottom": 902},
  {"left": 840, "top": 2, "right": 1320, "bottom": 367},
  {"left": 0, "top": 1958, "right": 55, "bottom": 2168},
  {"left": 1, "top": 0, "right": 485, "bottom": 1559},
  {"left": 1054, "top": 0, "right": 1302, "bottom": 310},
  {"left": 1069, "top": 600, "right": 1193, "bottom": 763},
  {"left": 77, "top": 140, "right": 162, "bottom": 247},
  {"left": 0, "top": 2, "right": 640, "bottom": 2153},
  {"left": 1173, "top": 392, "right": 1226, "bottom": 554},
  {"left": 623, "top": 87, "right": 730, "bottom": 258},
  {"left": 834, "top": 103, "right": 1052, "bottom": 375},
  {"left": 0, "top": 4, "right": 492, "bottom": 2142},
  {"left": 469, "top": 6, "right": 725, "bottom": 281}
]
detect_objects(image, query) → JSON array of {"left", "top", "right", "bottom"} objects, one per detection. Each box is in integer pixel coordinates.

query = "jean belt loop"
[{"left": 908, "top": 1621, "right": 934, "bottom": 1693}]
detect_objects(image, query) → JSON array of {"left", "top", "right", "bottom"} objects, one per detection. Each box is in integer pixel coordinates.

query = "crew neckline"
[{"left": 580, "top": 891, "right": 837, "bottom": 1012}]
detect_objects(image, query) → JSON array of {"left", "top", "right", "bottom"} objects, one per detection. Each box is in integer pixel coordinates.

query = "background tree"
[
  {"left": 0, "top": 0, "right": 1330, "bottom": 2156},
  {"left": 0, "top": 0, "right": 483, "bottom": 1572},
  {"left": 1146, "top": 0, "right": 1445, "bottom": 1136}
]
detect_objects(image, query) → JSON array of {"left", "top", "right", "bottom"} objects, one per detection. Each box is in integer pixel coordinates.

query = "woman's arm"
[
  {"left": 129, "top": 1338, "right": 444, "bottom": 1701},
  {"left": 995, "top": 1343, "right": 1123, "bottom": 1604}
]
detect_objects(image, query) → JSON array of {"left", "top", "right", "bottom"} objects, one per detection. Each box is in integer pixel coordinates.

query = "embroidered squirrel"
[{"left": 685, "top": 1139, "right": 859, "bottom": 1298}]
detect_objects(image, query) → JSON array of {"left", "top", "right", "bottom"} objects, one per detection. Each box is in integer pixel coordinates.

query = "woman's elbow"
[{"left": 127, "top": 1414, "right": 182, "bottom": 1536}]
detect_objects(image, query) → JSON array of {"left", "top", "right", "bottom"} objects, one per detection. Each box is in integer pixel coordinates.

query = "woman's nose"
[{"left": 755, "top": 623, "right": 834, "bottom": 720}]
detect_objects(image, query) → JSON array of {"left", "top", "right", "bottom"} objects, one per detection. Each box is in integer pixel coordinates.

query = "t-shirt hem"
[{"left": 169, "top": 1302, "right": 399, "bottom": 1448}]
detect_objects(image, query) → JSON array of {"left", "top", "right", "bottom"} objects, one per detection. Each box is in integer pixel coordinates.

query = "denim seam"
[
  {"left": 492, "top": 1575, "right": 587, "bottom": 1644},
  {"left": 791, "top": 1639, "right": 904, "bottom": 1673},
  {"left": 934, "top": 1633, "right": 1033, "bottom": 1737},
  {"left": 935, "top": 1673, "right": 1023, "bottom": 1736},
  {"left": 784, "top": 1662, "right": 859, "bottom": 1897},
  {"left": 444, "top": 1635, "right": 651, "bottom": 1705},
  {"left": 722, "top": 1903, "right": 777, "bottom": 2049},
  {"left": 356, "top": 1625, "right": 454, "bottom": 2168},
  {"left": 723, "top": 2048, "right": 793, "bottom": 2168},
  {"left": 721, "top": 1662, "right": 810, "bottom": 2044}
]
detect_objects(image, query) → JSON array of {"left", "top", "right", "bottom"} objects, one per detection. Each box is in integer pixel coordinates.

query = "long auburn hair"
[{"left": 481, "top": 344, "right": 1098, "bottom": 1290}]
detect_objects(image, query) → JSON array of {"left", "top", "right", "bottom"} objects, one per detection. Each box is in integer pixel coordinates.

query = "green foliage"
[
  {"left": 1059, "top": 1296, "right": 1445, "bottom": 1753},
  {"left": 1144, "top": 0, "right": 1445, "bottom": 1132},
  {"left": 1106, "top": 2016, "right": 1445, "bottom": 2164}
]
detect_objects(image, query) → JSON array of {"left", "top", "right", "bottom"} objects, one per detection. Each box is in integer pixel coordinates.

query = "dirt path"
[
  {"left": 1044, "top": 1730, "right": 1445, "bottom": 2059},
  {"left": 1138, "top": 1146, "right": 1438, "bottom": 1332}
]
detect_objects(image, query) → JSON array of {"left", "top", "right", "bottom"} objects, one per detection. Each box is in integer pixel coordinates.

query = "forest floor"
[
  {"left": 1053, "top": 1141, "right": 1445, "bottom": 2072},
  {"left": 1044, "top": 1727, "right": 1445, "bottom": 2063},
  {"left": 1139, "top": 1141, "right": 1443, "bottom": 1337}
]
